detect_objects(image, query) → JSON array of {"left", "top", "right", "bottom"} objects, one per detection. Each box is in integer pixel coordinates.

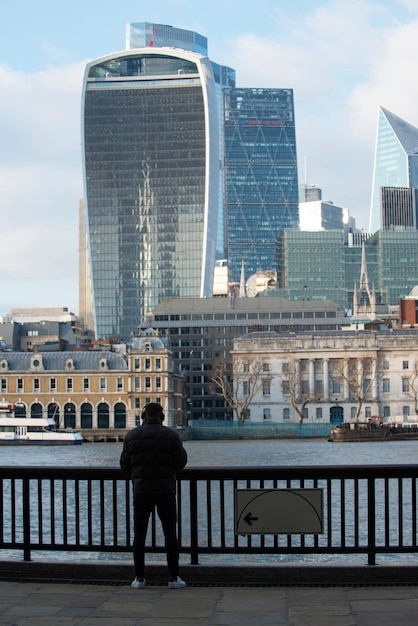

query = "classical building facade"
[
  {"left": 0, "top": 329, "right": 186, "bottom": 430},
  {"left": 232, "top": 329, "right": 418, "bottom": 423}
]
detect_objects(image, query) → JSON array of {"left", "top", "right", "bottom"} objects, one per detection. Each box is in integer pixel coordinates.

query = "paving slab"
[{"left": 0, "top": 580, "right": 417, "bottom": 626}]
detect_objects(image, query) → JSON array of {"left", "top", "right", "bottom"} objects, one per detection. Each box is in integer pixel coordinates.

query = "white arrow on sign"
[{"left": 235, "top": 488, "right": 323, "bottom": 535}]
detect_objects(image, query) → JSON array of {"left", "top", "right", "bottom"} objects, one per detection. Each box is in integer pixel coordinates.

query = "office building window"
[
  {"left": 1, "top": 378, "right": 6, "bottom": 392},
  {"left": 100, "top": 377, "right": 106, "bottom": 391},
  {"left": 383, "top": 379, "right": 390, "bottom": 393},
  {"left": 17, "top": 378, "right": 23, "bottom": 392},
  {"left": 117, "top": 377, "right": 123, "bottom": 391},
  {"left": 66, "top": 378, "right": 73, "bottom": 392},
  {"left": 83, "top": 377, "right": 89, "bottom": 391},
  {"left": 283, "top": 408, "right": 290, "bottom": 420},
  {"left": 50, "top": 378, "right": 56, "bottom": 392},
  {"left": 145, "top": 358, "right": 151, "bottom": 370},
  {"left": 34, "top": 378, "right": 40, "bottom": 392}
]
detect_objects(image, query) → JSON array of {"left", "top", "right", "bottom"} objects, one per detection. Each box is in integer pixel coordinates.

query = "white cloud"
[
  {"left": 349, "top": 19, "right": 418, "bottom": 133},
  {"left": 221, "top": 0, "right": 418, "bottom": 228},
  {"left": 0, "top": 62, "right": 85, "bottom": 313}
]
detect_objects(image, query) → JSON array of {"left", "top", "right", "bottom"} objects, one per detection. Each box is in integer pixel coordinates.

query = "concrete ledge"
[{"left": 2, "top": 559, "right": 418, "bottom": 586}]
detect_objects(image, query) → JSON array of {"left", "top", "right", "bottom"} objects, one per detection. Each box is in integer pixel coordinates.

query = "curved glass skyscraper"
[{"left": 81, "top": 49, "right": 219, "bottom": 339}]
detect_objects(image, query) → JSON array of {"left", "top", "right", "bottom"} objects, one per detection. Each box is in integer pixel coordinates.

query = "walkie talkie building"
[{"left": 81, "top": 48, "right": 219, "bottom": 339}]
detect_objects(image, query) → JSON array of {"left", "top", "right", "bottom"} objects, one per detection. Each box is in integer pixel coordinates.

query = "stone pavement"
[{"left": 0, "top": 580, "right": 417, "bottom": 625}]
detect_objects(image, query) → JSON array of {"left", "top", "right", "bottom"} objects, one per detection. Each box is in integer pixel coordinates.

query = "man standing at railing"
[{"left": 120, "top": 402, "right": 188, "bottom": 589}]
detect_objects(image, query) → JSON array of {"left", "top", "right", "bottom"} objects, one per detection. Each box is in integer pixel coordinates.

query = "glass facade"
[
  {"left": 223, "top": 88, "right": 299, "bottom": 282},
  {"left": 278, "top": 230, "right": 347, "bottom": 308},
  {"left": 126, "top": 22, "right": 208, "bottom": 55},
  {"left": 369, "top": 107, "right": 418, "bottom": 233},
  {"left": 125, "top": 23, "right": 236, "bottom": 259},
  {"left": 82, "top": 50, "right": 219, "bottom": 340},
  {"left": 273, "top": 229, "right": 418, "bottom": 310}
]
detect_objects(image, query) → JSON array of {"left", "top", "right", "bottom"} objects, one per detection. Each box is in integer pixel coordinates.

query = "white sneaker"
[
  {"left": 168, "top": 576, "right": 186, "bottom": 589},
  {"left": 131, "top": 577, "right": 146, "bottom": 589}
]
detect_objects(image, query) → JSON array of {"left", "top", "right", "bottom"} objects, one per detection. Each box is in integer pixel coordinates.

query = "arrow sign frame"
[{"left": 235, "top": 488, "right": 323, "bottom": 535}]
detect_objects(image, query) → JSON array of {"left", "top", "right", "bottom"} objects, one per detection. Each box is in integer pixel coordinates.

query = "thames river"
[
  {"left": 2, "top": 438, "right": 418, "bottom": 566},
  {"left": 2, "top": 437, "right": 418, "bottom": 467}
]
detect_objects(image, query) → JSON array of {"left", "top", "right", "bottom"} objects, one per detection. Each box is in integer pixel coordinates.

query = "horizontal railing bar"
[{"left": 2, "top": 464, "right": 418, "bottom": 479}]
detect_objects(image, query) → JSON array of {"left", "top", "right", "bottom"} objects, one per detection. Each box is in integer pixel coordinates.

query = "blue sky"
[{"left": 1, "top": 0, "right": 418, "bottom": 316}]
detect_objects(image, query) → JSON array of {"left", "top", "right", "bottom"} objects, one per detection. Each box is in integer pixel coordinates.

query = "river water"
[
  {"left": 2, "top": 439, "right": 418, "bottom": 567},
  {"left": 2, "top": 437, "right": 418, "bottom": 467}
]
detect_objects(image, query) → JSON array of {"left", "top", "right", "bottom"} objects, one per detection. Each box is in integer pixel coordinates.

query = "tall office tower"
[
  {"left": 81, "top": 48, "right": 220, "bottom": 340},
  {"left": 223, "top": 88, "right": 299, "bottom": 283},
  {"left": 126, "top": 23, "right": 235, "bottom": 259},
  {"left": 369, "top": 107, "right": 418, "bottom": 233}
]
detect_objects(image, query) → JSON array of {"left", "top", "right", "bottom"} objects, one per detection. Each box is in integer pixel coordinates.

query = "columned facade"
[{"left": 232, "top": 330, "right": 418, "bottom": 423}]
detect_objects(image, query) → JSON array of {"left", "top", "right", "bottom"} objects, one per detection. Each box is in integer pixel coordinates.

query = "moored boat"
[
  {"left": 0, "top": 402, "right": 83, "bottom": 445},
  {"left": 329, "top": 415, "right": 418, "bottom": 442}
]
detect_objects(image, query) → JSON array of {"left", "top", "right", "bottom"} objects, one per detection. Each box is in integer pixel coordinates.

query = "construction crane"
[{"left": 149, "top": 26, "right": 158, "bottom": 47}]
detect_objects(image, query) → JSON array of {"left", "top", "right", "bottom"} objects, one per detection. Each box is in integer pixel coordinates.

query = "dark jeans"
[{"left": 133, "top": 492, "right": 180, "bottom": 579}]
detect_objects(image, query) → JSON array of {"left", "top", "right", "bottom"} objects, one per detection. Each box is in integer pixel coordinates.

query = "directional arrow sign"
[{"left": 235, "top": 488, "right": 323, "bottom": 535}]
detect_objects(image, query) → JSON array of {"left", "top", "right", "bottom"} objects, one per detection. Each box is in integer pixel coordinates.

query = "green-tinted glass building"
[
  {"left": 274, "top": 229, "right": 418, "bottom": 311},
  {"left": 81, "top": 49, "right": 220, "bottom": 340}
]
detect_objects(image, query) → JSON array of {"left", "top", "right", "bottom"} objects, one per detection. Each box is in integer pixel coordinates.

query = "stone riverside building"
[
  {"left": 232, "top": 329, "right": 418, "bottom": 423},
  {"left": 0, "top": 329, "right": 186, "bottom": 431}
]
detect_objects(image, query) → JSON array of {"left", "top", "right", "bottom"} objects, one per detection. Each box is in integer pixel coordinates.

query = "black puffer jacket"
[{"left": 120, "top": 416, "right": 187, "bottom": 494}]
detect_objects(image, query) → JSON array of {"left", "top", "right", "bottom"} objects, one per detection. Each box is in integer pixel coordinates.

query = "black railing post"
[
  {"left": 189, "top": 477, "right": 199, "bottom": 565},
  {"left": 367, "top": 476, "right": 376, "bottom": 566},
  {"left": 22, "top": 477, "right": 31, "bottom": 562}
]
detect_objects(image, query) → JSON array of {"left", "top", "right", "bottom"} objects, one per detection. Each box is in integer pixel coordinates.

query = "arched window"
[
  {"left": 31, "top": 403, "right": 43, "bottom": 419},
  {"left": 80, "top": 402, "right": 93, "bottom": 428},
  {"left": 64, "top": 402, "right": 76, "bottom": 429},
  {"left": 114, "top": 402, "right": 126, "bottom": 428},
  {"left": 15, "top": 403, "right": 26, "bottom": 418},
  {"left": 47, "top": 403, "right": 60, "bottom": 426},
  {"left": 97, "top": 402, "right": 110, "bottom": 428}
]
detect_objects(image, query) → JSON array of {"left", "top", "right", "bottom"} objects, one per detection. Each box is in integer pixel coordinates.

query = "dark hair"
[{"left": 141, "top": 402, "right": 164, "bottom": 421}]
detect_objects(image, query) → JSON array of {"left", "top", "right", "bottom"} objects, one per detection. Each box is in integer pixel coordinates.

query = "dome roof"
[{"left": 131, "top": 328, "right": 166, "bottom": 351}]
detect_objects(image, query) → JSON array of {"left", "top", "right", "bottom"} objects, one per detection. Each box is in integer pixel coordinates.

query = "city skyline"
[{"left": 2, "top": 0, "right": 418, "bottom": 315}]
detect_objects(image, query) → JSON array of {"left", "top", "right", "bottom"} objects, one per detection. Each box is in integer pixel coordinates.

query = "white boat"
[{"left": 0, "top": 402, "right": 83, "bottom": 445}]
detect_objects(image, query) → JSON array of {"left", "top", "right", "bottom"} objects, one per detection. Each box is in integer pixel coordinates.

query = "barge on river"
[{"left": 329, "top": 415, "right": 418, "bottom": 442}]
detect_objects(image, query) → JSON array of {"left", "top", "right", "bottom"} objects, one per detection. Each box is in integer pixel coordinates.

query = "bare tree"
[
  {"left": 335, "top": 356, "right": 378, "bottom": 422},
  {"left": 211, "top": 357, "right": 272, "bottom": 422},
  {"left": 282, "top": 360, "right": 314, "bottom": 423}
]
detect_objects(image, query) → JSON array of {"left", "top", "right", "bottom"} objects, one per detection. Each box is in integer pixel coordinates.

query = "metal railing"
[{"left": 1, "top": 465, "right": 418, "bottom": 566}]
